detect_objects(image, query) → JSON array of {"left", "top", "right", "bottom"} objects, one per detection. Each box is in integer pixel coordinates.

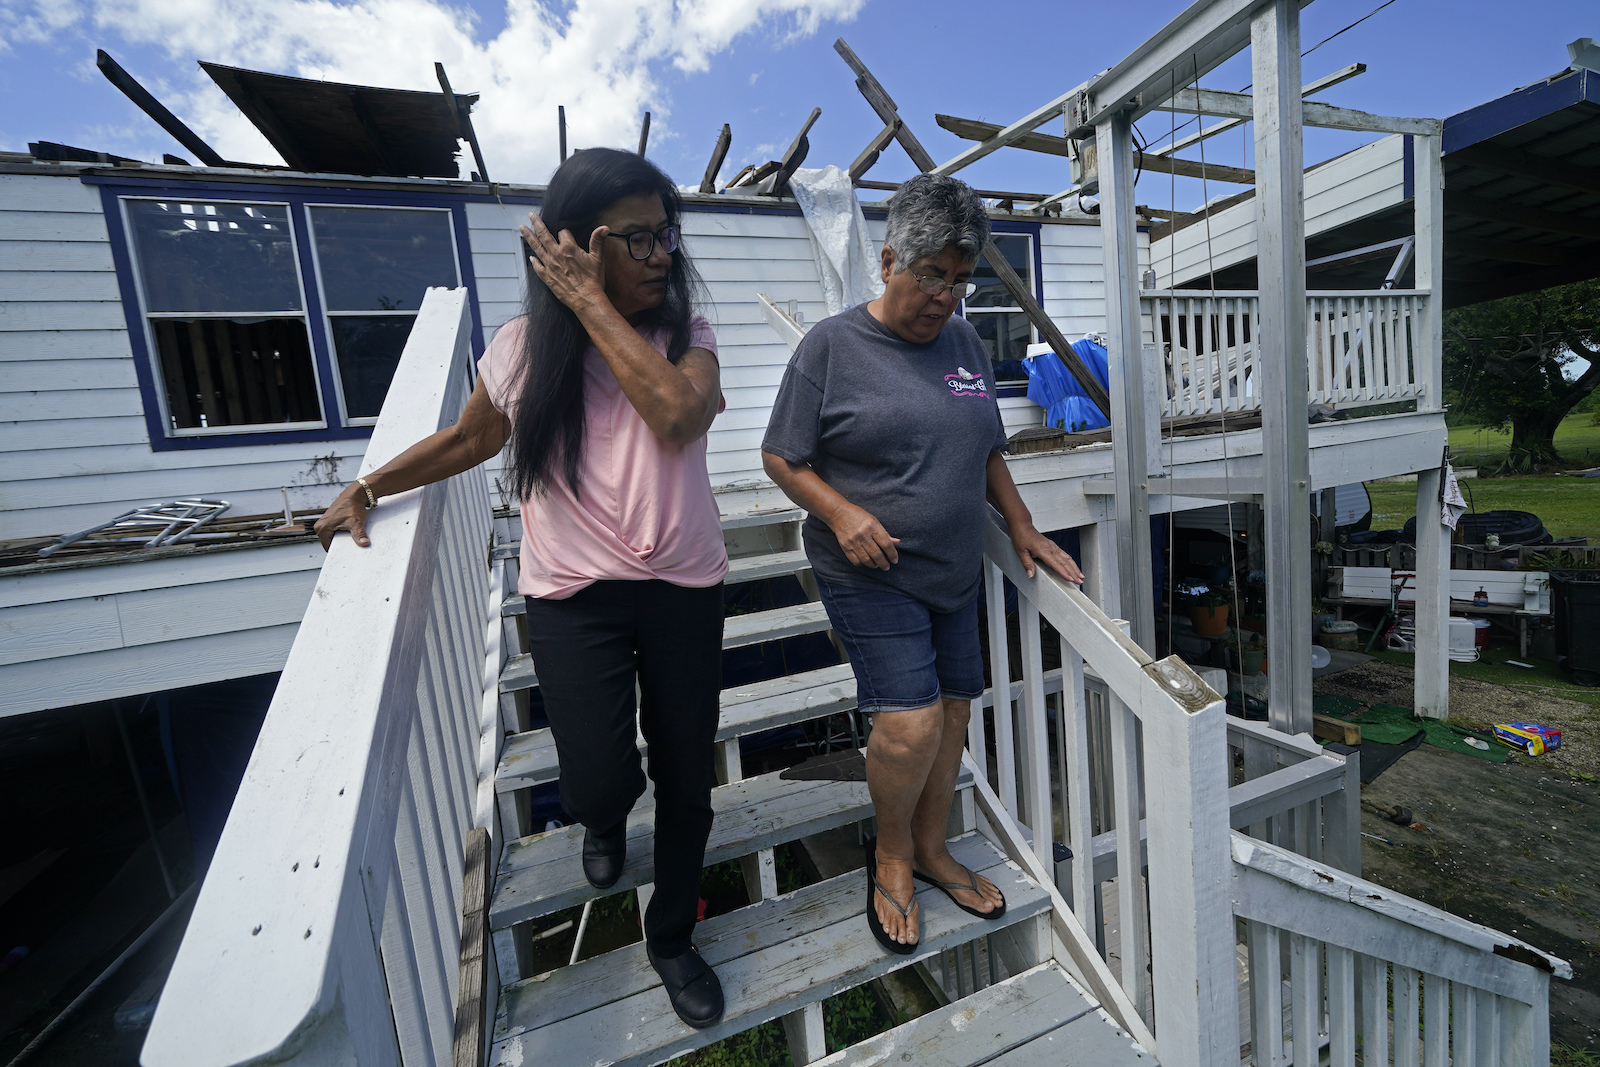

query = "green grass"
[
  {"left": 1368, "top": 645, "right": 1600, "bottom": 710},
  {"left": 1366, "top": 475, "right": 1600, "bottom": 540},
  {"left": 1447, "top": 413, "right": 1600, "bottom": 471}
]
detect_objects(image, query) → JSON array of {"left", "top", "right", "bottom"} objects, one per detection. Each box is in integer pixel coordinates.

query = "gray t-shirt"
[{"left": 762, "top": 304, "right": 1008, "bottom": 613}]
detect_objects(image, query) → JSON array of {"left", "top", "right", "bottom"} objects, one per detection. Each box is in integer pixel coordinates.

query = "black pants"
[{"left": 524, "top": 579, "right": 723, "bottom": 957}]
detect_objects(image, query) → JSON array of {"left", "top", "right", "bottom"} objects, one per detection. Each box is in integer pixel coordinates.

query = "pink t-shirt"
[{"left": 478, "top": 315, "right": 729, "bottom": 600}]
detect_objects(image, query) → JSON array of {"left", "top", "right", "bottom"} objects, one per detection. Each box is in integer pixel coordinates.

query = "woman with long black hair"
[{"left": 315, "top": 148, "right": 728, "bottom": 1028}]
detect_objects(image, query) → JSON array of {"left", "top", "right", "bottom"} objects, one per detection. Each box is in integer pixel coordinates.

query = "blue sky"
[{"left": 1, "top": 0, "right": 1595, "bottom": 210}]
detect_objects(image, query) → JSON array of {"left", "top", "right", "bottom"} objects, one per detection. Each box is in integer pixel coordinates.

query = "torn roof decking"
[
  {"left": 1152, "top": 68, "right": 1600, "bottom": 306},
  {"left": 201, "top": 62, "right": 474, "bottom": 178}
]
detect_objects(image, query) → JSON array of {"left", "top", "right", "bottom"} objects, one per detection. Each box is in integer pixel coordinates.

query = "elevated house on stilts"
[{"left": 0, "top": 2, "right": 1582, "bottom": 1064}]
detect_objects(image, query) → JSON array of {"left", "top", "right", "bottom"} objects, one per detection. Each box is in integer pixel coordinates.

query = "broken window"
[
  {"left": 125, "top": 199, "right": 323, "bottom": 431},
  {"left": 309, "top": 206, "right": 460, "bottom": 420},
  {"left": 964, "top": 233, "right": 1036, "bottom": 380}
]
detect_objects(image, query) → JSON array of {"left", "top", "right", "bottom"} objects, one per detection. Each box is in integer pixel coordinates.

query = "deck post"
[
  {"left": 1251, "top": 0, "right": 1313, "bottom": 736},
  {"left": 1142, "top": 682, "right": 1238, "bottom": 1066},
  {"left": 1414, "top": 467, "right": 1452, "bottom": 719},
  {"left": 1096, "top": 108, "right": 1155, "bottom": 652},
  {"left": 1412, "top": 130, "right": 1451, "bottom": 720}
]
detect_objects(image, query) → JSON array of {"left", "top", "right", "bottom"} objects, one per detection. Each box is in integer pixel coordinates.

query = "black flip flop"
[
  {"left": 912, "top": 865, "right": 1007, "bottom": 920},
  {"left": 863, "top": 839, "right": 918, "bottom": 956}
]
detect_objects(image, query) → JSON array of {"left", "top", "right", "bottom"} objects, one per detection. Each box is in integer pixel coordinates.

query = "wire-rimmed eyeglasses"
[
  {"left": 606, "top": 225, "right": 681, "bottom": 261},
  {"left": 911, "top": 271, "right": 975, "bottom": 300}
]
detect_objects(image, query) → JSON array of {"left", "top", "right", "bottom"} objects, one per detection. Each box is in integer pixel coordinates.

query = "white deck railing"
[
  {"left": 1142, "top": 290, "right": 1431, "bottom": 419},
  {"left": 968, "top": 508, "right": 1569, "bottom": 1066},
  {"left": 143, "top": 288, "right": 501, "bottom": 1066}
]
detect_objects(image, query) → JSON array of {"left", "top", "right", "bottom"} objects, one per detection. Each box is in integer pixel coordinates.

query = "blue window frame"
[{"left": 90, "top": 177, "right": 482, "bottom": 452}]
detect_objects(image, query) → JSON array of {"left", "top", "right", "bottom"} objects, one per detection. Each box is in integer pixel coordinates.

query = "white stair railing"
[
  {"left": 144, "top": 288, "right": 500, "bottom": 1066},
  {"left": 976, "top": 507, "right": 1568, "bottom": 1067}
]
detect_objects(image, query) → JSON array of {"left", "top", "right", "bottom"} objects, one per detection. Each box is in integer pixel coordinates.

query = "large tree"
[{"left": 1443, "top": 279, "right": 1600, "bottom": 468}]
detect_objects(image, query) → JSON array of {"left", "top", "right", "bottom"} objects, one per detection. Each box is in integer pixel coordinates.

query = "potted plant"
[
  {"left": 1227, "top": 628, "right": 1266, "bottom": 676},
  {"left": 1186, "top": 588, "right": 1231, "bottom": 636}
]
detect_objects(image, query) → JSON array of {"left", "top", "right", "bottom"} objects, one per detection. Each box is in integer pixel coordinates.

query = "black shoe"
[
  {"left": 581, "top": 825, "right": 626, "bottom": 889},
  {"left": 647, "top": 943, "right": 725, "bottom": 1030}
]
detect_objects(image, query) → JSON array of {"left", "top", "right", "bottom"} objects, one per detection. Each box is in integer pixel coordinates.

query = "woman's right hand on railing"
[
  {"left": 315, "top": 484, "right": 372, "bottom": 551},
  {"left": 829, "top": 503, "right": 900, "bottom": 570}
]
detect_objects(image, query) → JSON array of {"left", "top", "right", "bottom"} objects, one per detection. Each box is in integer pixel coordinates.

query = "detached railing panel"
[
  {"left": 144, "top": 288, "right": 495, "bottom": 1067},
  {"left": 1141, "top": 289, "right": 1430, "bottom": 418}
]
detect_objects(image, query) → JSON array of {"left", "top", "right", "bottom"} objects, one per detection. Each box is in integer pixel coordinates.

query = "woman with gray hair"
[{"left": 761, "top": 174, "right": 1082, "bottom": 954}]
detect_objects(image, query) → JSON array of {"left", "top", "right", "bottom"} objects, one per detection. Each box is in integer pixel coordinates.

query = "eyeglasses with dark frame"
[
  {"left": 606, "top": 225, "right": 681, "bottom": 261},
  {"left": 910, "top": 270, "right": 976, "bottom": 300}
]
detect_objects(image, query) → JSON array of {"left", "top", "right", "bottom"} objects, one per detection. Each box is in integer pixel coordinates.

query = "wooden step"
[
  {"left": 812, "top": 961, "right": 1152, "bottom": 1066},
  {"left": 489, "top": 759, "right": 972, "bottom": 930},
  {"left": 491, "top": 833, "right": 1048, "bottom": 1067},
  {"left": 499, "top": 550, "right": 814, "bottom": 616},
  {"left": 496, "top": 663, "right": 856, "bottom": 792}
]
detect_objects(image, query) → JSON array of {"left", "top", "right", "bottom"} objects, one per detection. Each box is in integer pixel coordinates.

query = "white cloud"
[{"left": 1, "top": 0, "right": 862, "bottom": 182}]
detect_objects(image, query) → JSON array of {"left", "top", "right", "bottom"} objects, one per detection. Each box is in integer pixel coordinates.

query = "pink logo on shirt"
[{"left": 945, "top": 367, "right": 989, "bottom": 398}]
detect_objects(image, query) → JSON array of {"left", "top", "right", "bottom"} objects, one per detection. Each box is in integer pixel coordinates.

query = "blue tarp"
[{"left": 1024, "top": 339, "right": 1110, "bottom": 432}]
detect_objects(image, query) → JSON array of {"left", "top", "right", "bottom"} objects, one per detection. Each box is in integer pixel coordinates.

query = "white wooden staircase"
[
  {"left": 482, "top": 499, "right": 1151, "bottom": 1067},
  {"left": 141, "top": 288, "right": 1570, "bottom": 1067}
]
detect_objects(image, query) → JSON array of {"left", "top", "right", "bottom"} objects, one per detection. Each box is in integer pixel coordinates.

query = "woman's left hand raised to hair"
[
  {"left": 1011, "top": 524, "right": 1084, "bottom": 585},
  {"left": 521, "top": 212, "right": 608, "bottom": 315}
]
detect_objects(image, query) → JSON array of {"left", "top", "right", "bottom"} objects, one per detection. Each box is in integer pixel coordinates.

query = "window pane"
[
  {"left": 150, "top": 318, "right": 321, "bottom": 429},
  {"left": 330, "top": 315, "right": 416, "bottom": 418},
  {"left": 127, "top": 200, "right": 302, "bottom": 314},
  {"left": 311, "top": 208, "right": 458, "bottom": 312},
  {"left": 970, "top": 312, "right": 1034, "bottom": 367},
  {"left": 967, "top": 234, "right": 1032, "bottom": 308}
]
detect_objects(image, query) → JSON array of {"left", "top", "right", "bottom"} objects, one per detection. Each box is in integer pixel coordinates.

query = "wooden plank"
[
  {"left": 491, "top": 762, "right": 973, "bottom": 930},
  {"left": 0, "top": 358, "right": 140, "bottom": 392},
  {"left": 451, "top": 827, "right": 491, "bottom": 1067},
  {"left": 983, "top": 1003, "right": 1153, "bottom": 1065},
  {"left": 500, "top": 833, "right": 1009, "bottom": 1036},
  {"left": 0, "top": 241, "right": 116, "bottom": 271},
  {"left": 936, "top": 113, "right": 1255, "bottom": 185},
  {"left": 0, "top": 385, "right": 144, "bottom": 420},
  {"left": 0, "top": 594, "right": 124, "bottom": 666},
  {"left": 808, "top": 963, "right": 1096, "bottom": 1066},
  {"left": 0, "top": 540, "right": 325, "bottom": 608},
  {"left": 495, "top": 663, "right": 856, "bottom": 791},
  {"left": 114, "top": 570, "right": 318, "bottom": 648},
  {"left": 492, "top": 835, "right": 1047, "bottom": 1067},
  {"left": 1313, "top": 714, "right": 1360, "bottom": 745},
  {"left": 0, "top": 329, "right": 132, "bottom": 361},
  {"left": 1157, "top": 86, "right": 1440, "bottom": 135},
  {"left": 0, "top": 270, "right": 123, "bottom": 302},
  {"left": 0, "top": 211, "right": 111, "bottom": 242},
  {"left": 0, "top": 621, "right": 300, "bottom": 718}
]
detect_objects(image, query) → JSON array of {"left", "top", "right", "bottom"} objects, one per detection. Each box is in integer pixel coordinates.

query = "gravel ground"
[{"left": 1315, "top": 660, "right": 1600, "bottom": 779}]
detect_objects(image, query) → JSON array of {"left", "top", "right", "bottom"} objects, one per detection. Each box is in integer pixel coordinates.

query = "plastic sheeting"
[
  {"left": 1023, "top": 339, "right": 1111, "bottom": 432},
  {"left": 787, "top": 165, "right": 883, "bottom": 317}
]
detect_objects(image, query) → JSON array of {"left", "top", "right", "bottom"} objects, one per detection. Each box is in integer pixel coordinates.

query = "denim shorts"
[{"left": 814, "top": 575, "right": 986, "bottom": 714}]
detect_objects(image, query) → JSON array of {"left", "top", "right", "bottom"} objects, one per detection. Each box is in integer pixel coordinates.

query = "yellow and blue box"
[{"left": 1492, "top": 722, "right": 1562, "bottom": 756}]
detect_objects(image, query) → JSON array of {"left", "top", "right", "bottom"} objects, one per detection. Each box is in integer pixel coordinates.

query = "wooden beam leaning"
[
  {"left": 848, "top": 119, "right": 900, "bottom": 181},
  {"left": 436, "top": 64, "right": 490, "bottom": 182},
  {"left": 834, "top": 39, "right": 1111, "bottom": 416},
  {"left": 1152, "top": 62, "right": 1366, "bottom": 158},
  {"left": 1154, "top": 86, "right": 1441, "bottom": 136},
  {"left": 98, "top": 50, "right": 231, "bottom": 168},
  {"left": 638, "top": 111, "right": 651, "bottom": 156},
  {"left": 938, "top": 113, "right": 1255, "bottom": 185},
  {"left": 930, "top": 91, "right": 1076, "bottom": 177},
  {"left": 770, "top": 106, "right": 822, "bottom": 192},
  {"left": 699, "top": 124, "right": 732, "bottom": 194}
]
